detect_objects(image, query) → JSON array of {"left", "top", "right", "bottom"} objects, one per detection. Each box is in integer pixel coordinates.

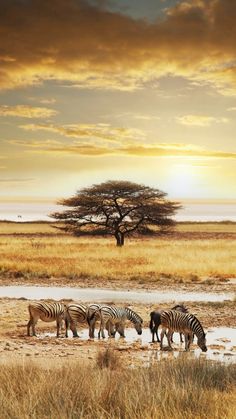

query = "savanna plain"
[{"left": 0, "top": 221, "right": 235, "bottom": 419}]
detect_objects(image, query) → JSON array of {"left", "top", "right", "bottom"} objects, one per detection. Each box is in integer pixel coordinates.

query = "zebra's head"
[
  {"left": 134, "top": 320, "right": 143, "bottom": 335},
  {"left": 134, "top": 316, "right": 143, "bottom": 335},
  {"left": 197, "top": 332, "right": 207, "bottom": 352}
]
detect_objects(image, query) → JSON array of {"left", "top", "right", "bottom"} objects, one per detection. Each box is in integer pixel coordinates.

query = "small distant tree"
[{"left": 51, "top": 180, "right": 181, "bottom": 246}]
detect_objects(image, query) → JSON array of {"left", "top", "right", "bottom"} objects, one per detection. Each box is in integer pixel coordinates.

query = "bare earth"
[{"left": 0, "top": 288, "right": 235, "bottom": 367}]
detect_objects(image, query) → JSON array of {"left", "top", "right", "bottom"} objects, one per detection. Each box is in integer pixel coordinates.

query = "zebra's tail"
[
  {"left": 87, "top": 308, "right": 101, "bottom": 325},
  {"left": 149, "top": 311, "right": 155, "bottom": 332},
  {"left": 149, "top": 311, "right": 161, "bottom": 332}
]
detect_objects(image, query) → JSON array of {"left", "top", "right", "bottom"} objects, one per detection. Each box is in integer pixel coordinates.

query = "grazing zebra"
[
  {"left": 87, "top": 303, "right": 115, "bottom": 339},
  {"left": 89, "top": 306, "right": 143, "bottom": 339},
  {"left": 149, "top": 304, "right": 188, "bottom": 343},
  {"left": 27, "top": 301, "right": 66, "bottom": 337},
  {"left": 157, "top": 310, "right": 207, "bottom": 352},
  {"left": 65, "top": 303, "right": 88, "bottom": 337}
]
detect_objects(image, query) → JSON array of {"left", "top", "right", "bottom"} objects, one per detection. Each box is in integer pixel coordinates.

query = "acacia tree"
[{"left": 51, "top": 180, "right": 181, "bottom": 246}]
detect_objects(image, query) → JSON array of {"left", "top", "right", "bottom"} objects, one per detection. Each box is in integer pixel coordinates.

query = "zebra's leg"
[
  {"left": 56, "top": 317, "right": 63, "bottom": 338},
  {"left": 166, "top": 330, "right": 173, "bottom": 350},
  {"left": 70, "top": 321, "right": 79, "bottom": 338},
  {"left": 89, "top": 317, "right": 96, "bottom": 339},
  {"left": 31, "top": 319, "right": 37, "bottom": 337},
  {"left": 117, "top": 322, "right": 125, "bottom": 338},
  {"left": 98, "top": 318, "right": 105, "bottom": 339},
  {"left": 27, "top": 318, "right": 32, "bottom": 336},
  {"left": 180, "top": 333, "right": 184, "bottom": 343},
  {"left": 188, "top": 333, "right": 194, "bottom": 350},
  {"left": 184, "top": 333, "right": 189, "bottom": 352},
  {"left": 154, "top": 326, "right": 160, "bottom": 343},
  {"left": 160, "top": 328, "right": 166, "bottom": 350}
]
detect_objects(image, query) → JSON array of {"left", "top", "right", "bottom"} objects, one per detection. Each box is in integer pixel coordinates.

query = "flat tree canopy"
[{"left": 51, "top": 180, "right": 181, "bottom": 246}]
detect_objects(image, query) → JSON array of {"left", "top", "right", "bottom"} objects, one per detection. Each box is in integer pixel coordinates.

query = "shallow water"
[
  {"left": 0, "top": 286, "right": 233, "bottom": 303},
  {"left": 42, "top": 326, "right": 236, "bottom": 364}
]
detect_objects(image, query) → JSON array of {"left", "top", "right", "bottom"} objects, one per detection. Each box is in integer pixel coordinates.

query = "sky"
[{"left": 1, "top": 0, "right": 236, "bottom": 203}]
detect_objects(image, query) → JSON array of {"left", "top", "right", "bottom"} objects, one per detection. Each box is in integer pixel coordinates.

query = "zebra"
[
  {"left": 27, "top": 301, "right": 66, "bottom": 337},
  {"left": 149, "top": 304, "right": 188, "bottom": 343},
  {"left": 87, "top": 303, "right": 115, "bottom": 339},
  {"left": 89, "top": 306, "right": 143, "bottom": 339},
  {"left": 156, "top": 309, "right": 207, "bottom": 352},
  {"left": 65, "top": 303, "right": 88, "bottom": 337}
]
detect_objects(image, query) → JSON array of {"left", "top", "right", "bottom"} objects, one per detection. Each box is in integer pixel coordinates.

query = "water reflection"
[{"left": 42, "top": 326, "right": 236, "bottom": 364}]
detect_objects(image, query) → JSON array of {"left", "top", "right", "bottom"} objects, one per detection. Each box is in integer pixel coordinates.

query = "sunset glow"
[{"left": 1, "top": 0, "right": 236, "bottom": 205}]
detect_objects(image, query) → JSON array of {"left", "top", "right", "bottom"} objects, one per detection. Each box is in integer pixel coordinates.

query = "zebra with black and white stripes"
[
  {"left": 150, "top": 304, "right": 189, "bottom": 343},
  {"left": 27, "top": 301, "right": 66, "bottom": 337},
  {"left": 65, "top": 303, "right": 88, "bottom": 337},
  {"left": 157, "top": 309, "right": 207, "bottom": 352},
  {"left": 89, "top": 305, "right": 143, "bottom": 339},
  {"left": 87, "top": 303, "right": 115, "bottom": 339}
]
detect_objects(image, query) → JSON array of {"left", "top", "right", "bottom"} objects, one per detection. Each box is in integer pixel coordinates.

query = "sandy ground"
[{"left": 0, "top": 291, "right": 235, "bottom": 367}]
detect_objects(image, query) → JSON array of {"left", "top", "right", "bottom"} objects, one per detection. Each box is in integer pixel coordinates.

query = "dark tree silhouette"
[{"left": 51, "top": 180, "right": 181, "bottom": 246}]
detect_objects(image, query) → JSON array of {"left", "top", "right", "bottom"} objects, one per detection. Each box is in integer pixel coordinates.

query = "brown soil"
[{"left": 0, "top": 295, "right": 235, "bottom": 367}]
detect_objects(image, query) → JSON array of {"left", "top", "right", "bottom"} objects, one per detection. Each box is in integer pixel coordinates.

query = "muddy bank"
[{"left": 0, "top": 296, "right": 235, "bottom": 367}]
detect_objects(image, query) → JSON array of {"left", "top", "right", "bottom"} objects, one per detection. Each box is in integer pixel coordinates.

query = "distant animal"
[
  {"left": 88, "top": 306, "right": 143, "bottom": 339},
  {"left": 150, "top": 304, "right": 188, "bottom": 343},
  {"left": 156, "top": 309, "right": 207, "bottom": 352},
  {"left": 27, "top": 301, "right": 66, "bottom": 337}
]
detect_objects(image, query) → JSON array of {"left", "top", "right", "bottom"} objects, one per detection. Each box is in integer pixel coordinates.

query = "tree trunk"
[{"left": 115, "top": 231, "right": 125, "bottom": 247}]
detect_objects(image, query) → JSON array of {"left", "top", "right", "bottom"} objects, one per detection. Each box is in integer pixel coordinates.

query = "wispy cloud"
[
  {"left": 176, "top": 114, "right": 229, "bottom": 127},
  {"left": 0, "top": 178, "right": 35, "bottom": 183},
  {"left": 12, "top": 138, "right": 236, "bottom": 160},
  {"left": 0, "top": 105, "right": 57, "bottom": 119},
  {"left": 20, "top": 123, "right": 145, "bottom": 142}
]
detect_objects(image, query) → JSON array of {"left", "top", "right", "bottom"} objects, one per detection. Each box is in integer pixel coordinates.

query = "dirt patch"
[{"left": 0, "top": 296, "right": 235, "bottom": 366}]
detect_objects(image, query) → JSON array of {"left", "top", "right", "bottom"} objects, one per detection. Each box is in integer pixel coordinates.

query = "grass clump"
[
  {"left": 96, "top": 347, "right": 122, "bottom": 370},
  {"left": 0, "top": 357, "right": 235, "bottom": 419}
]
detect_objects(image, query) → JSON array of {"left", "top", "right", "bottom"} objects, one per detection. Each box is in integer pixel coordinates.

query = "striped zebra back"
[
  {"left": 66, "top": 303, "right": 88, "bottom": 324},
  {"left": 28, "top": 301, "right": 65, "bottom": 320}
]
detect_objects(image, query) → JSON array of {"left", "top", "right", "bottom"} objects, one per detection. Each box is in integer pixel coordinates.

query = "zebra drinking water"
[
  {"left": 27, "top": 301, "right": 66, "bottom": 337},
  {"left": 65, "top": 303, "right": 88, "bottom": 337},
  {"left": 89, "top": 305, "right": 143, "bottom": 339},
  {"left": 150, "top": 304, "right": 188, "bottom": 343},
  {"left": 87, "top": 303, "right": 115, "bottom": 338},
  {"left": 156, "top": 309, "right": 207, "bottom": 352}
]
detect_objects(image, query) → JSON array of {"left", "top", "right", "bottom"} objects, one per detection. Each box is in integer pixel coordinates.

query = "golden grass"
[
  {"left": 0, "top": 357, "right": 235, "bottom": 419},
  {"left": 0, "top": 236, "right": 236, "bottom": 283},
  {"left": 0, "top": 222, "right": 236, "bottom": 283}
]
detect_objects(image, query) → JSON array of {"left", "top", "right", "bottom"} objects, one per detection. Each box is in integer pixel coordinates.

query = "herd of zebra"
[{"left": 27, "top": 301, "right": 207, "bottom": 352}]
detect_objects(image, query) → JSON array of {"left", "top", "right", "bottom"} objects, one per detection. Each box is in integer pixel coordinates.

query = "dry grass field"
[
  {"left": 0, "top": 356, "right": 235, "bottom": 419},
  {"left": 0, "top": 221, "right": 236, "bottom": 286}
]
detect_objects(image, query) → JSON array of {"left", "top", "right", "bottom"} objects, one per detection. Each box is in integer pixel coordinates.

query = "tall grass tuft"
[
  {"left": 0, "top": 357, "right": 235, "bottom": 418},
  {"left": 96, "top": 347, "right": 122, "bottom": 370}
]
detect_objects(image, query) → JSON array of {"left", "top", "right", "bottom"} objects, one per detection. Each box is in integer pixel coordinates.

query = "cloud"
[
  {"left": 176, "top": 114, "right": 229, "bottom": 126},
  {"left": 0, "top": 0, "right": 236, "bottom": 93},
  {"left": 20, "top": 123, "right": 144, "bottom": 141},
  {"left": 12, "top": 137, "right": 236, "bottom": 160},
  {"left": 0, "top": 105, "right": 58, "bottom": 118},
  {"left": 0, "top": 178, "right": 35, "bottom": 183},
  {"left": 9, "top": 139, "right": 62, "bottom": 148}
]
